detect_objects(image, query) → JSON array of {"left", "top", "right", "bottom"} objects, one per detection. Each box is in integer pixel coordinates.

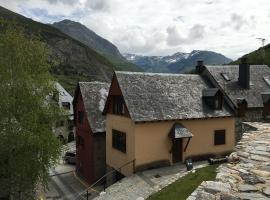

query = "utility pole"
[{"left": 256, "top": 37, "right": 266, "bottom": 64}]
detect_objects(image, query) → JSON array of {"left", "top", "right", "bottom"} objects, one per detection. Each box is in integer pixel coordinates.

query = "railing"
[{"left": 75, "top": 159, "right": 136, "bottom": 200}]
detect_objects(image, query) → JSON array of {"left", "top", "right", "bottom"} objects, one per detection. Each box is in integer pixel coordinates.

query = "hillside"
[
  {"left": 52, "top": 20, "right": 142, "bottom": 72},
  {"left": 0, "top": 6, "right": 115, "bottom": 94},
  {"left": 232, "top": 44, "right": 270, "bottom": 66},
  {"left": 124, "top": 50, "right": 232, "bottom": 73}
]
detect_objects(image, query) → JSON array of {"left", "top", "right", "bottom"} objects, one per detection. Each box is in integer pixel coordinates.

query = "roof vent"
[{"left": 196, "top": 60, "right": 205, "bottom": 74}]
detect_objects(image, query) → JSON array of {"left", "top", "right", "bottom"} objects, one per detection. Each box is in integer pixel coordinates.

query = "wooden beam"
[{"left": 184, "top": 137, "right": 191, "bottom": 152}]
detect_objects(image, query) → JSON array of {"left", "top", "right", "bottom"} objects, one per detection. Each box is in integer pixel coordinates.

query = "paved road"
[{"left": 45, "top": 163, "right": 88, "bottom": 200}]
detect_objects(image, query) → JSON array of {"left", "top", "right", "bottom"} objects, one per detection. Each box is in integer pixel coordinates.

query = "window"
[
  {"left": 113, "top": 96, "right": 125, "bottom": 115},
  {"left": 62, "top": 102, "right": 71, "bottom": 110},
  {"left": 214, "top": 130, "right": 226, "bottom": 145},
  {"left": 78, "top": 111, "right": 84, "bottom": 124},
  {"left": 220, "top": 73, "right": 230, "bottom": 81},
  {"left": 112, "top": 129, "right": 126, "bottom": 153},
  {"left": 264, "top": 76, "right": 270, "bottom": 86}
]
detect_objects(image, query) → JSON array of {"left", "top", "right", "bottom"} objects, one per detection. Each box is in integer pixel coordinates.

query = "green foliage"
[
  {"left": 0, "top": 23, "right": 62, "bottom": 199},
  {"left": 148, "top": 165, "right": 218, "bottom": 200},
  {"left": 231, "top": 44, "right": 270, "bottom": 66}
]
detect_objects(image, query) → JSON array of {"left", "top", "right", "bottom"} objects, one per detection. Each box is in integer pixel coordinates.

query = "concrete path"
[
  {"left": 187, "top": 122, "right": 270, "bottom": 200},
  {"left": 93, "top": 161, "right": 208, "bottom": 200}
]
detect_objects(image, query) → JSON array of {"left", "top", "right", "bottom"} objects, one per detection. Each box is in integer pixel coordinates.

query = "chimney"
[
  {"left": 196, "top": 60, "right": 205, "bottom": 74},
  {"left": 238, "top": 57, "right": 250, "bottom": 89}
]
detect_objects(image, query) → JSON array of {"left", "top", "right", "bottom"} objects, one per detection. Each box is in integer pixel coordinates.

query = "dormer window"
[
  {"left": 113, "top": 96, "right": 125, "bottom": 115},
  {"left": 202, "top": 88, "right": 223, "bottom": 110}
]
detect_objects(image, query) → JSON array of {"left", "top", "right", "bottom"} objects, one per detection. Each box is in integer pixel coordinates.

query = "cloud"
[
  {"left": 166, "top": 24, "right": 205, "bottom": 46},
  {"left": 1, "top": 0, "right": 270, "bottom": 59},
  {"left": 45, "top": 0, "right": 77, "bottom": 5}
]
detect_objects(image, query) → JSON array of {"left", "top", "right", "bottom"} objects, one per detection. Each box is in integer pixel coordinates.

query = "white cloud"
[{"left": 1, "top": 0, "right": 270, "bottom": 59}]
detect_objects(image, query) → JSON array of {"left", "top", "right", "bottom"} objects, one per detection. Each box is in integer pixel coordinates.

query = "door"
[{"left": 172, "top": 139, "right": 182, "bottom": 163}]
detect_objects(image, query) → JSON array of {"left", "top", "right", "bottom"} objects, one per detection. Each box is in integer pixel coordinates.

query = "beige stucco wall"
[
  {"left": 135, "top": 117, "right": 235, "bottom": 171},
  {"left": 106, "top": 114, "right": 136, "bottom": 176},
  {"left": 106, "top": 115, "right": 235, "bottom": 177}
]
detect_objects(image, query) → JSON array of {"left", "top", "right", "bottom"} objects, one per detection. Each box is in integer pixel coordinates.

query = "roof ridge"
[{"left": 115, "top": 71, "right": 200, "bottom": 77}]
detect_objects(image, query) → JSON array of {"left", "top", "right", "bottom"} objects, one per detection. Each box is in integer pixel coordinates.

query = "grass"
[{"left": 148, "top": 164, "right": 219, "bottom": 200}]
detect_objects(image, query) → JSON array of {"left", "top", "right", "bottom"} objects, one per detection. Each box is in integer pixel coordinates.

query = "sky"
[{"left": 1, "top": 0, "right": 270, "bottom": 59}]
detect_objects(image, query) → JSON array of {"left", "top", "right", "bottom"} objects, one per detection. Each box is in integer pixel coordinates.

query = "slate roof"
[
  {"left": 115, "top": 71, "right": 232, "bottom": 122},
  {"left": 205, "top": 65, "right": 270, "bottom": 108},
  {"left": 79, "top": 82, "right": 110, "bottom": 133},
  {"left": 170, "top": 123, "right": 193, "bottom": 138}
]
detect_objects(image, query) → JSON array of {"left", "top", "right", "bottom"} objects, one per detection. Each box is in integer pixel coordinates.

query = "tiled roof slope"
[
  {"left": 205, "top": 65, "right": 270, "bottom": 108},
  {"left": 115, "top": 71, "right": 232, "bottom": 122},
  {"left": 79, "top": 82, "right": 110, "bottom": 133}
]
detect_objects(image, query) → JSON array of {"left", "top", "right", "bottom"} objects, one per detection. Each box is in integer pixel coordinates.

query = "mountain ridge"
[
  {"left": 124, "top": 50, "right": 232, "bottom": 73},
  {"left": 0, "top": 6, "right": 116, "bottom": 94},
  {"left": 52, "top": 19, "right": 142, "bottom": 72}
]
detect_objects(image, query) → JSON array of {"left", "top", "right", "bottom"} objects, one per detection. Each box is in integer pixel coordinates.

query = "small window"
[
  {"left": 220, "top": 73, "right": 230, "bottom": 81},
  {"left": 112, "top": 129, "right": 126, "bottom": 153},
  {"left": 214, "top": 130, "right": 226, "bottom": 145},
  {"left": 113, "top": 96, "right": 125, "bottom": 115},
  {"left": 62, "top": 102, "right": 70, "bottom": 110},
  {"left": 78, "top": 111, "right": 84, "bottom": 124},
  {"left": 263, "top": 76, "right": 270, "bottom": 86}
]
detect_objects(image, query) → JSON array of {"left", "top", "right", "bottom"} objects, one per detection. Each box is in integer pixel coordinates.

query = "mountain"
[
  {"left": 0, "top": 6, "right": 116, "bottom": 94},
  {"left": 232, "top": 44, "right": 270, "bottom": 66},
  {"left": 52, "top": 19, "right": 142, "bottom": 72},
  {"left": 124, "top": 50, "right": 232, "bottom": 73}
]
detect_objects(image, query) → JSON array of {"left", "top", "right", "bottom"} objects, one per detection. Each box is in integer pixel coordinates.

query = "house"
[
  {"left": 103, "top": 72, "right": 235, "bottom": 177},
  {"left": 52, "top": 82, "right": 74, "bottom": 143},
  {"left": 73, "top": 81, "right": 110, "bottom": 184},
  {"left": 197, "top": 58, "right": 270, "bottom": 140}
]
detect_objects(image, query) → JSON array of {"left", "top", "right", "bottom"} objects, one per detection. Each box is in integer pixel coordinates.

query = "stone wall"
[{"left": 187, "top": 122, "right": 270, "bottom": 200}]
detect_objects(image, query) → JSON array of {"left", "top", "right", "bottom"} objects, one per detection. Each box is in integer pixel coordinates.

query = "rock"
[
  {"left": 238, "top": 184, "right": 258, "bottom": 192},
  {"left": 136, "top": 197, "right": 144, "bottom": 200},
  {"left": 262, "top": 187, "right": 270, "bottom": 196},
  {"left": 203, "top": 181, "right": 231, "bottom": 194},
  {"left": 236, "top": 192, "right": 268, "bottom": 200},
  {"left": 195, "top": 191, "right": 215, "bottom": 200},
  {"left": 237, "top": 151, "right": 249, "bottom": 158},
  {"left": 250, "top": 155, "right": 270, "bottom": 162},
  {"left": 227, "top": 152, "right": 240, "bottom": 163},
  {"left": 100, "top": 191, "right": 106, "bottom": 196},
  {"left": 249, "top": 150, "right": 270, "bottom": 156},
  {"left": 261, "top": 165, "right": 270, "bottom": 172},
  {"left": 239, "top": 173, "right": 266, "bottom": 185},
  {"left": 251, "top": 169, "right": 270, "bottom": 178},
  {"left": 255, "top": 146, "right": 268, "bottom": 151},
  {"left": 220, "top": 193, "right": 241, "bottom": 200}
]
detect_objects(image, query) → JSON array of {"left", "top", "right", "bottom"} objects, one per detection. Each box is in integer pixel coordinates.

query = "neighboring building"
[
  {"left": 73, "top": 82, "right": 110, "bottom": 184},
  {"left": 197, "top": 59, "right": 270, "bottom": 140},
  {"left": 52, "top": 83, "right": 74, "bottom": 143},
  {"left": 103, "top": 72, "right": 235, "bottom": 177}
]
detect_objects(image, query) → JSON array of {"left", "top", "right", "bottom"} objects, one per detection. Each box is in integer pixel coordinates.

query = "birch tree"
[{"left": 0, "top": 23, "right": 62, "bottom": 199}]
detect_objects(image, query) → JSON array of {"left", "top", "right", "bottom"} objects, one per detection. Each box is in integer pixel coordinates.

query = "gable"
[
  {"left": 103, "top": 74, "right": 131, "bottom": 118},
  {"left": 75, "top": 82, "right": 110, "bottom": 133}
]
